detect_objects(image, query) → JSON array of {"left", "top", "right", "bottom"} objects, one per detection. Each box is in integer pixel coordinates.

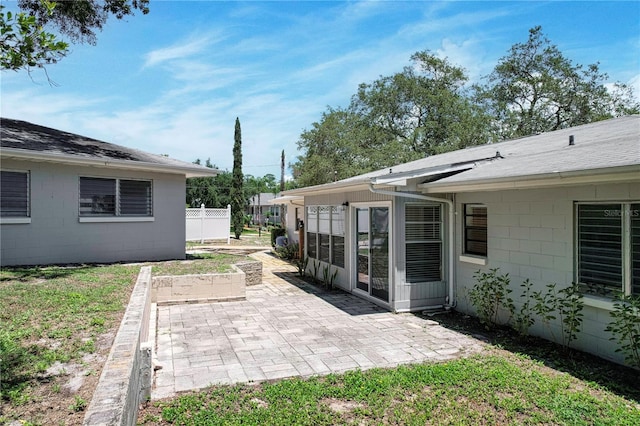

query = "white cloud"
[{"left": 142, "top": 32, "right": 225, "bottom": 68}]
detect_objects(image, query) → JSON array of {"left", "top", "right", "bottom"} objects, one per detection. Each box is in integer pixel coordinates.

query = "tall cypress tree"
[{"left": 231, "top": 117, "right": 244, "bottom": 239}]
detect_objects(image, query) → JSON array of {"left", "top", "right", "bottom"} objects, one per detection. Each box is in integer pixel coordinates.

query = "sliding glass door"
[{"left": 355, "top": 206, "right": 390, "bottom": 302}]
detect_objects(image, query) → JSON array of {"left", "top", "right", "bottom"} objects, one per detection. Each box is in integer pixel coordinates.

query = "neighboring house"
[
  {"left": 0, "top": 118, "right": 217, "bottom": 266},
  {"left": 280, "top": 115, "right": 639, "bottom": 365},
  {"left": 248, "top": 192, "right": 282, "bottom": 225}
]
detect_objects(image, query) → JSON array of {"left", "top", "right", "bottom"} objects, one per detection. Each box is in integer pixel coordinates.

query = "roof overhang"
[
  {"left": 420, "top": 165, "right": 640, "bottom": 193},
  {"left": 268, "top": 195, "right": 305, "bottom": 206},
  {"left": 0, "top": 147, "right": 218, "bottom": 178}
]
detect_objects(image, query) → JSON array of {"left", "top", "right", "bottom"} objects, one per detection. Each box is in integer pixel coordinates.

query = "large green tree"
[
  {"left": 292, "top": 51, "right": 493, "bottom": 186},
  {"left": 231, "top": 118, "right": 245, "bottom": 239},
  {"left": 186, "top": 159, "right": 233, "bottom": 208},
  {"left": 1, "top": 0, "right": 148, "bottom": 74},
  {"left": 476, "top": 26, "right": 639, "bottom": 139}
]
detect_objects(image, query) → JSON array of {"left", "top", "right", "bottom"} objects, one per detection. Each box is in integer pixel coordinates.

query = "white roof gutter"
[
  {"left": 0, "top": 148, "right": 218, "bottom": 178},
  {"left": 368, "top": 183, "right": 456, "bottom": 309}
]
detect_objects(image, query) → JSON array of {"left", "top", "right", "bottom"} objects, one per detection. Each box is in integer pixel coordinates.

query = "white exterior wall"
[
  {"left": 1, "top": 159, "right": 187, "bottom": 266},
  {"left": 454, "top": 181, "right": 640, "bottom": 365}
]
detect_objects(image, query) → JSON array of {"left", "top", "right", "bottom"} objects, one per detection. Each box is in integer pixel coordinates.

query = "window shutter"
[
  {"left": 119, "top": 180, "right": 152, "bottom": 216},
  {"left": 0, "top": 171, "right": 29, "bottom": 217},
  {"left": 405, "top": 205, "right": 442, "bottom": 283},
  {"left": 577, "top": 204, "right": 623, "bottom": 295},
  {"left": 79, "top": 177, "right": 116, "bottom": 216}
]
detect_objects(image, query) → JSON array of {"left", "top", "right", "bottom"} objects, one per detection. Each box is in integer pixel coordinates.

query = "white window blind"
[{"left": 405, "top": 204, "right": 442, "bottom": 283}]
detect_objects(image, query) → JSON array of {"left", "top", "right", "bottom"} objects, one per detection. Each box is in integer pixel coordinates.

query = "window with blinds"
[
  {"left": 1, "top": 170, "right": 29, "bottom": 217},
  {"left": 576, "top": 203, "right": 638, "bottom": 297},
  {"left": 405, "top": 204, "right": 442, "bottom": 283},
  {"left": 79, "top": 177, "right": 152, "bottom": 217},
  {"left": 464, "top": 204, "right": 487, "bottom": 256}
]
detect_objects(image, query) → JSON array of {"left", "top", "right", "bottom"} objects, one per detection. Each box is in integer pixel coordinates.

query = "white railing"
[{"left": 186, "top": 204, "right": 231, "bottom": 244}]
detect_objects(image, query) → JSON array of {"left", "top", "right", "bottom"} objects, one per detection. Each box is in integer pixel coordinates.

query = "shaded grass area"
[
  {"left": 0, "top": 253, "right": 249, "bottom": 425},
  {"left": 433, "top": 311, "right": 640, "bottom": 404},
  {"left": 139, "top": 352, "right": 640, "bottom": 425}
]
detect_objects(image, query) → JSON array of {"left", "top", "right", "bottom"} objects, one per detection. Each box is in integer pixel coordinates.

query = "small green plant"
[
  {"left": 295, "top": 256, "right": 309, "bottom": 278},
  {"left": 69, "top": 395, "right": 87, "bottom": 412},
  {"left": 532, "top": 282, "right": 584, "bottom": 350},
  {"left": 274, "top": 242, "right": 299, "bottom": 260},
  {"left": 321, "top": 266, "right": 339, "bottom": 290},
  {"left": 512, "top": 278, "right": 535, "bottom": 336},
  {"left": 468, "top": 268, "right": 514, "bottom": 329},
  {"left": 312, "top": 260, "right": 321, "bottom": 284},
  {"left": 605, "top": 294, "right": 640, "bottom": 367}
]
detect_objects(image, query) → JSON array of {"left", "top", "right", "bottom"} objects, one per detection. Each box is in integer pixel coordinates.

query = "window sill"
[
  {"left": 1, "top": 217, "right": 31, "bottom": 224},
  {"left": 79, "top": 216, "right": 155, "bottom": 223},
  {"left": 581, "top": 294, "right": 614, "bottom": 311},
  {"left": 459, "top": 255, "right": 487, "bottom": 266}
]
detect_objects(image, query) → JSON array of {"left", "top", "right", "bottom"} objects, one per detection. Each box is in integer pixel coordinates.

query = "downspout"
[{"left": 368, "top": 183, "right": 456, "bottom": 308}]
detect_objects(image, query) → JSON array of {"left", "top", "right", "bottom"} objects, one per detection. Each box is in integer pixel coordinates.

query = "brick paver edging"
[{"left": 83, "top": 266, "right": 153, "bottom": 426}]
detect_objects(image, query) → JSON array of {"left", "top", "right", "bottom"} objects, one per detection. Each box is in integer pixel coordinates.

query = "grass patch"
[
  {"left": 152, "top": 253, "right": 249, "bottom": 276},
  {"left": 141, "top": 353, "right": 640, "bottom": 425},
  {"left": 0, "top": 253, "right": 246, "bottom": 424},
  {"left": 0, "top": 264, "right": 140, "bottom": 406}
]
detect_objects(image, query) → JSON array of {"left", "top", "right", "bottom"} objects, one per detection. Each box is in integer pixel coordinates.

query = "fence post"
[
  {"left": 227, "top": 204, "right": 231, "bottom": 245},
  {"left": 200, "top": 204, "right": 205, "bottom": 244}
]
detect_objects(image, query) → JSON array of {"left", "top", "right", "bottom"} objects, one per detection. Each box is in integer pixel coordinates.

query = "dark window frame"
[
  {"left": 1, "top": 170, "right": 30, "bottom": 218},
  {"left": 463, "top": 204, "right": 487, "bottom": 257},
  {"left": 79, "top": 176, "right": 153, "bottom": 217}
]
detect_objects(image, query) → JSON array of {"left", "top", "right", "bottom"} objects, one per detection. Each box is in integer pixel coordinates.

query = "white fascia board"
[
  {"left": 0, "top": 148, "right": 218, "bottom": 177},
  {"left": 420, "top": 166, "right": 640, "bottom": 193}
]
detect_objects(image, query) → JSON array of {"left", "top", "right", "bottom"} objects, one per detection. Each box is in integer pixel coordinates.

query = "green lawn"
[
  {"left": 0, "top": 254, "right": 250, "bottom": 425},
  {"left": 139, "top": 351, "right": 640, "bottom": 425}
]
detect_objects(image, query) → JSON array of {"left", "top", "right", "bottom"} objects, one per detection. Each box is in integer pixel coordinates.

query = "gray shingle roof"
[
  {"left": 287, "top": 115, "right": 640, "bottom": 195},
  {"left": 0, "top": 118, "right": 217, "bottom": 177}
]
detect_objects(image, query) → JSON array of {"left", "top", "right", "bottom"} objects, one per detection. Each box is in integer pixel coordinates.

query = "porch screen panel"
[
  {"left": 307, "top": 232, "right": 317, "bottom": 259},
  {"left": 319, "top": 234, "right": 330, "bottom": 263},
  {"left": 318, "top": 206, "right": 330, "bottom": 234},
  {"left": 632, "top": 204, "right": 640, "bottom": 295},
  {"left": 577, "top": 204, "right": 622, "bottom": 296},
  {"left": 119, "top": 180, "right": 152, "bottom": 216},
  {"left": 405, "top": 205, "right": 441, "bottom": 283},
  {"left": 307, "top": 207, "right": 317, "bottom": 232},
  {"left": 79, "top": 177, "right": 116, "bottom": 216},
  {"left": 331, "top": 206, "right": 345, "bottom": 267},
  {"left": 0, "top": 171, "right": 29, "bottom": 217}
]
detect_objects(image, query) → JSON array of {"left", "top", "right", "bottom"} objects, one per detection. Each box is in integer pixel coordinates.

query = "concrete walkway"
[{"left": 152, "top": 251, "right": 484, "bottom": 399}]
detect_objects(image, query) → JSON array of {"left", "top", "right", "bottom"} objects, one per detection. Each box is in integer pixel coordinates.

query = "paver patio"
[{"left": 152, "top": 251, "right": 485, "bottom": 399}]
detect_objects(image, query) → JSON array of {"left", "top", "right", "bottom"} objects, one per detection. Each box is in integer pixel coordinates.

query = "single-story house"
[
  {"left": 0, "top": 118, "right": 217, "bottom": 266},
  {"left": 248, "top": 192, "right": 282, "bottom": 225},
  {"left": 279, "top": 115, "right": 639, "bottom": 365}
]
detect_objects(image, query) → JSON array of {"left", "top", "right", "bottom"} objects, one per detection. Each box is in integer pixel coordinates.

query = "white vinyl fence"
[{"left": 186, "top": 204, "right": 231, "bottom": 244}]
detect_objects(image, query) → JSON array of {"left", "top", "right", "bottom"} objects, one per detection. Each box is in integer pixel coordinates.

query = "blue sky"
[{"left": 2, "top": 1, "right": 639, "bottom": 180}]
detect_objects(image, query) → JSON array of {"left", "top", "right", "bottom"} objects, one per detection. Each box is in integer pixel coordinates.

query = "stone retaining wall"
[
  {"left": 83, "top": 266, "right": 153, "bottom": 426},
  {"left": 234, "top": 260, "right": 262, "bottom": 286}
]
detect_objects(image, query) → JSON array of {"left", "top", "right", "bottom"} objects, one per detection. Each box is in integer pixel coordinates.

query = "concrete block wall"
[
  {"left": 152, "top": 266, "right": 247, "bottom": 304},
  {"left": 454, "top": 182, "right": 639, "bottom": 365},
  {"left": 83, "top": 266, "right": 152, "bottom": 426},
  {"left": 1, "top": 159, "right": 186, "bottom": 266}
]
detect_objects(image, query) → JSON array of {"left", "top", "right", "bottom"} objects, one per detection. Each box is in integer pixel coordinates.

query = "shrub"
[
  {"left": 605, "top": 294, "right": 640, "bottom": 368},
  {"left": 270, "top": 227, "right": 286, "bottom": 247},
  {"left": 274, "top": 242, "right": 299, "bottom": 260},
  {"left": 532, "top": 282, "right": 584, "bottom": 350},
  {"left": 468, "top": 268, "right": 514, "bottom": 329}
]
